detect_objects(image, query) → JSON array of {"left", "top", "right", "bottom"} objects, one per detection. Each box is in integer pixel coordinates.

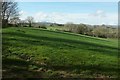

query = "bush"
[
  {"left": 39, "top": 24, "right": 47, "bottom": 29},
  {"left": 39, "top": 26, "right": 47, "bottom": 29},
  {"left": 23, "top": 25, "right": 28, "bottom": 27},
  {"left": 55, "top": 29, "right": 61, "bottom": 31},
  {"left": 93, "top": 26, "right": 108, "bottom": 38}
]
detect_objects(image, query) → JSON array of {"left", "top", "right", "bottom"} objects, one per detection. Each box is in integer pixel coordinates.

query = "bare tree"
[
  {"left": 77, "top": 24, "right": 88, "bottom": 34},
  {"left": 65, "top": 22, "right": 75, "bottom": 32},
  {"left": 9, "top": 16, "right": 20, "bottom": 27},
  {"left": 19, "top": 20, "right": 27, "bottom": 27},
  {"left": 2, "top": 0, "right": 19, "bottom": 27},
  {"left": 93, "top": 26, "right": 108, "bottom": 38},
  {"left": 26, "top": 16, "right": 34, "bottom": 27}
]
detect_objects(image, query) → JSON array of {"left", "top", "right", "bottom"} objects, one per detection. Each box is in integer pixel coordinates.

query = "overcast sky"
[{"left": 18, "top": 2, "right": 118, "bottom": 25}]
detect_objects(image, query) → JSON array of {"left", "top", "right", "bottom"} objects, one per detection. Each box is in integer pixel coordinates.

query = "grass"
[
  {"left": 2, "top": 27, "right": 119, "bottom": 78},
  {"left": 47, "top": 26, "right": 66, "bottom": 31}
]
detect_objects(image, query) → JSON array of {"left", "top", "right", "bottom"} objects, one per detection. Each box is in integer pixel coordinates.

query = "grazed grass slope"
[{"left": 2, "top": 27, "right": 118, "bottom": 78}]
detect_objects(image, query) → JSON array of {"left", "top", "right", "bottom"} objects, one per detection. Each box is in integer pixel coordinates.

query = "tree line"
[{"left": 64, "top": 23, "right": 118, "bottom": 38}]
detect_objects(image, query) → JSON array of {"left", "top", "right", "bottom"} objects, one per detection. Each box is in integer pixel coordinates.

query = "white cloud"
[
  {"left": 19, "top": 11, "right": 28, "bottom": 20},
  {"left": 33, "top": 12, "right": 89, "bottom": 24},
  {"left": 90, "top": 10, "right": 106, "bottom": 18},
  {"left": 20, "top": 10, "right": 118, "bottom": 25}
]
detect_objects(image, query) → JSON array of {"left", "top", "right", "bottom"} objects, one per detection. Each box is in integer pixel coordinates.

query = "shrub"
[
  {"left": 40, "top": 26, "right": 47, "bottom": 29},
  {"left": 39, "top": 24, "right": 47, "bottom": 29}
]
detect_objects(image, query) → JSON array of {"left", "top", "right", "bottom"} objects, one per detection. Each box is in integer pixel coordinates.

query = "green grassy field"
[{"left": 2, "top": 27, "right": 119, "bottom": 78}]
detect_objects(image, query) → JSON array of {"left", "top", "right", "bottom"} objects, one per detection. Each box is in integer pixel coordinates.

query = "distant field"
[{"left": 2, "top": 27, "right": 118, "bottom": 78}]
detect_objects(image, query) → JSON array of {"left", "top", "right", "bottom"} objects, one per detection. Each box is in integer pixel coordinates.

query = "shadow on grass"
[
  {"left": 49, "top": 64, "right": 119, "bottom": 74},
  {"left": 32, "top": 28, "right": 110, "bottom": 42},
  {"left": 2, "top": 58, "right": 119, "bottom": 78},
  {"left": 2, "top": 30, "right": 119, "bottom": 78},
  {"left": 3, "top": 32, "right": 118, "bottom": 57},
  {"left": 2, "top": 58, "right": 44, "bottom": 78}
]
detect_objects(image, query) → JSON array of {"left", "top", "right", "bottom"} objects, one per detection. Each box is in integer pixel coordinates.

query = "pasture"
[{"left": 2, "top": 27, "right": 118, "bottom": 78}]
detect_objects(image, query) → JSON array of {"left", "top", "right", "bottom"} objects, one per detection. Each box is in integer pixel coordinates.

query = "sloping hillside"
[{"left": 2, "top": 27, "right": 118, "bottom": 78}]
